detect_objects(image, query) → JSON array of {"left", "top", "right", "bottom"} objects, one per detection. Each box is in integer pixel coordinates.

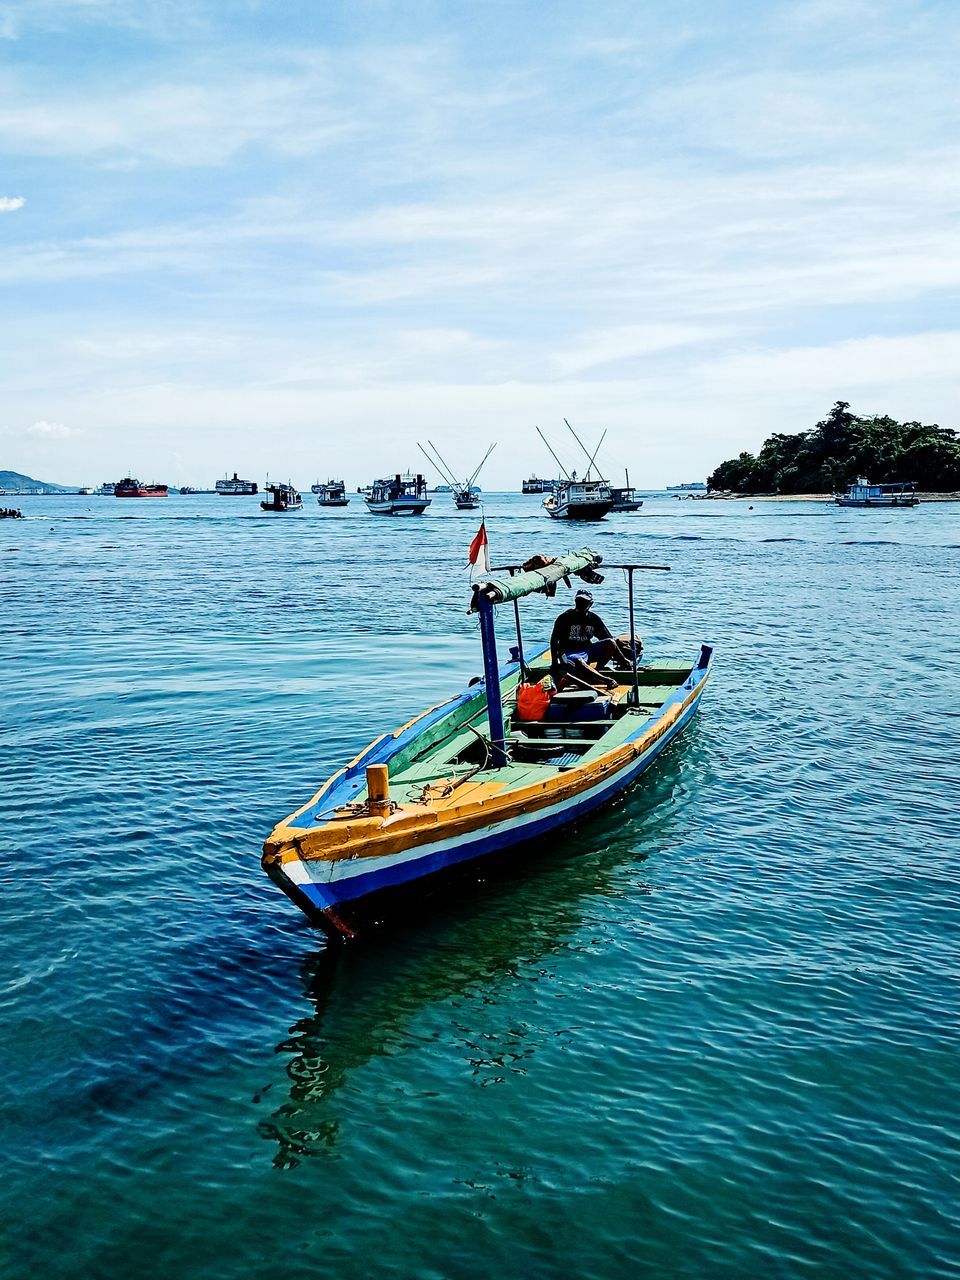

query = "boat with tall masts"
[
  {"left": 417, "top": 441, "right": 496, "bottom": 510},
  {"left": 262, "top": 546, "right": 713, "bottom": 939},
  {"left": 538, "top": 422, "right": 613, "bottom": 520}
]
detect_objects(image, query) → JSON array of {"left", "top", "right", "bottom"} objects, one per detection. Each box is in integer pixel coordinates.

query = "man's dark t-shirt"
[{"left": 551, "top": 608, "right": 611, "bottom": 660}]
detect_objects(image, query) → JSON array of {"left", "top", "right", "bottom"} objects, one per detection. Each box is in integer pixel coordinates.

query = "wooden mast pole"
[{"left": 476, "top": 594, "right": 508, "bottom": 766}]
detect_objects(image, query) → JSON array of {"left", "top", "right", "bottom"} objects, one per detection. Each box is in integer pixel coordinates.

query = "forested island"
[{"left": 707, "top": 402, "right": 960, "bottom": 495}]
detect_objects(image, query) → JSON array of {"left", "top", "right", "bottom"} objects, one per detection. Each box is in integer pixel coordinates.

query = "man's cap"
[{"left": 575, "top": 589, "right": 593, "bottom": 602}]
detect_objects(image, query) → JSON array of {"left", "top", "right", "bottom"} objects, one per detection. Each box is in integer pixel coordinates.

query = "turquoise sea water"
[{"left": 2, "top": 492, "right": 959, "bottom": 1279}]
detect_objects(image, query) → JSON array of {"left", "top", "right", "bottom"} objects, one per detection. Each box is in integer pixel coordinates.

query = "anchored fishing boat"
[
  {"left": 314, "top": 479, "right": 350, "bottom": 508},
  {"left": 835, "top": 478, "right": 919, "bottom": 508},
  {"left": 544, "top": 477, "right": 614, "bottom": 520},
  {"left": 610, "top": 469, "right": 643, "bottom": 512},
  {"left": 418, "top": 440, "right": 496, "bottom": 510},
  {"left": 262, "top": 548, "right": 713, "bottom": 939},
  {"left": 260, "top": 482, "right": 302, "bottom": 512},
  {"left": 365, "top": 473, "right": 432, "bottom": 515},
  {"left": 537, "top": 421, "right": 617, "bottom": 520}
]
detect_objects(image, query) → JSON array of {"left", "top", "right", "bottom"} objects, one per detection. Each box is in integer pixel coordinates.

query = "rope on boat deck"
[
  {"left": 315, "top": 799, "right": 402, "bottom": 821},
  {"left": 410, "top": 723, "right": 513, "bottom": 804},
  {"left": 309, "top": 725, "right": 511, "bottom": 815}
]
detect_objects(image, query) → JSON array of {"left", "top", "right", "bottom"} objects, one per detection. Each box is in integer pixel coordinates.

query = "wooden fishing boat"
[
  {"left": 610, "top": 469, "right": 643, "bottom": 512},
  {"left": 537, "top": 422, "right": 614, "bottom": 520},
  {"left": 260, "top": 482, "right": 302, "bottom": 512},
  {"left": 835, "top": 478, "right": 919, "bottom": 508},
  {"left": 544, "top": 477, "right": 614, "bottom": 519},
  {"left": 314, "top": 479, "right": 350, "bottom": 507},
  {"left": 263, "top": 549, "right": 713, "bottom": 939},
  {"left": 365, "top": 473, "right": 431, "bottom": 515},
  {"left": 418, "top": 440, "right": 495, "bottom": 512}
]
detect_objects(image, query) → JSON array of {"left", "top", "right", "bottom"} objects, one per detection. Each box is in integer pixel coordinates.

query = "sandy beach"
[{"left": 701, "top": 491, "right": 960, "bottom": 503}]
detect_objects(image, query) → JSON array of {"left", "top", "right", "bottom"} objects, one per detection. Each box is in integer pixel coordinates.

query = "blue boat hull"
[{"left": 263, "top": 679, "right": 706, "bottom": 938}]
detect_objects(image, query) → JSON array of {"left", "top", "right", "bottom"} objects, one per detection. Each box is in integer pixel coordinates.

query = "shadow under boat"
[{"left": 257, "top": 725, "right": 707, "bottom": 1168}]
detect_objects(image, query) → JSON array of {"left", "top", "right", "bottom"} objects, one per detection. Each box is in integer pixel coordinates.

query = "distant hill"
[{"left": 0, "top": 469, "right": 71, "bottom": 491}]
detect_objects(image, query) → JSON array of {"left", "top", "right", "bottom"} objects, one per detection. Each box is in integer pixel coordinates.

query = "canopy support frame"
[
  {"left": 476, "top": 594, "right": 509, "bottom": 767},
  {"left": 626, "top": 567, "right": 640, "bottom": 706}
]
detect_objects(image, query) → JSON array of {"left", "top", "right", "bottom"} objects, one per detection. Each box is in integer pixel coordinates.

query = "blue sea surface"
[{"left": 2, "top": 492, "right": 959, "bottom": 1279}]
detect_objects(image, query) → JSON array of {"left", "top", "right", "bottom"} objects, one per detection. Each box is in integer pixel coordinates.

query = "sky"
[{"left": 2, "top": 0, "right": 959, "bottom": 489}]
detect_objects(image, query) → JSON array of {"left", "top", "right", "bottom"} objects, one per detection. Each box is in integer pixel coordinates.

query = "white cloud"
[
  {"left": 2, "top": 4, "right": 960, "bottom": 487},
  {"left": 0, "top": 195, "right": 24, "bottom": 211},
  {"left": 704, "top": 331, "right": 960, "bottom": 396},
  {"left": 27, "top": 419, "right": 82, "bottom": 437},
  {"left": 551, "top": 324, "right": 729, "bottom": 378}
]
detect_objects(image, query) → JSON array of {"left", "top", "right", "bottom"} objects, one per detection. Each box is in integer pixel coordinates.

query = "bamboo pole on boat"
[
  {"left": 627, "top": 568, "right": 640, "bottom": 707},
  {"left": 563, "top": 419, "right": 607, "bottom": 481},
  {"left": 536, "top": 427, "right": 571, "bottom": 481},
  {"left": 508, "top": 567, "right": 529, "bottom": 682}
]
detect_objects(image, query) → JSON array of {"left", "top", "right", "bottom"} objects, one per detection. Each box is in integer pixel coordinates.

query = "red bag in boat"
[{"left": 516, "top": 681, "right": 551, "bottom": 721}]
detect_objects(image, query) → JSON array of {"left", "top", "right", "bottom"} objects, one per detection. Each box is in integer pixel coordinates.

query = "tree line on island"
[{"left": 707, "top": 402, "right": 960, "bottom": 495}]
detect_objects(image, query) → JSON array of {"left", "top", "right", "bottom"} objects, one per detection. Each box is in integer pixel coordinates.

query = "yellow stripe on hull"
[{"left": 264, "top": 671, "right": 708, "bottom": 870}]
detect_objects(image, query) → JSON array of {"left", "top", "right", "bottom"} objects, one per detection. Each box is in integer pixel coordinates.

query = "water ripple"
[{"left": 2, "top": 493, "right": 960, "bottom": 1279}]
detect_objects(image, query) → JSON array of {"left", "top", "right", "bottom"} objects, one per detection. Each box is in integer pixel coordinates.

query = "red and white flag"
[{"left": 467, "top": 519, "right": 490, "bottom": 578}]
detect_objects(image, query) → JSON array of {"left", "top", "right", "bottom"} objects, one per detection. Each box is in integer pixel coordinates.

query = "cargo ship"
[
  {"left": 216, "top": 472, "right": 258, "bottom": 495},
  {"left": 114, "top": 477, "right": 168, "bottom": 498}
]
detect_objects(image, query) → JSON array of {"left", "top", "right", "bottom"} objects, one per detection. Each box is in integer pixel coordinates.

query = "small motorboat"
[
  {"left": 261, "top": 482, "right": 303, "bottom": 512},
  {"left": 263, "top": 548, "right": 713, "bottom": 939}
]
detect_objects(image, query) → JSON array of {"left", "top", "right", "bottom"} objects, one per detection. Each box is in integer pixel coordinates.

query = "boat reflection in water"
[{"left": 257, "top": 742, "right": 702, "bottom": 1169}]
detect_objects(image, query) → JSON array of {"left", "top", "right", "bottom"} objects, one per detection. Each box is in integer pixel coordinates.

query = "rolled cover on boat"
[{"left": 470, "top": 548, "right": 602, "bottom": 609}]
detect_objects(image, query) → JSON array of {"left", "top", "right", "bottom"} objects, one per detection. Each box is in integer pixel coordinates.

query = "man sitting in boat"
[{"left": 550, "top": 590, "right": 635, "bottom": 690}]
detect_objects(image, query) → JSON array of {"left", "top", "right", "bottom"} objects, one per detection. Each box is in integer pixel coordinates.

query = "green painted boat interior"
[{"left": 351, "top": 658, "right": 695, "bottom": 807}]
